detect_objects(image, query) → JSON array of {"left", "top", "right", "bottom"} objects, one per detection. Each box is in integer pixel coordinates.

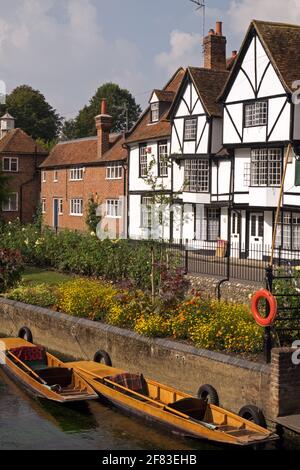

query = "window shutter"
[{"left": 295, "top": 159, "right": 300, "bottom": 186}]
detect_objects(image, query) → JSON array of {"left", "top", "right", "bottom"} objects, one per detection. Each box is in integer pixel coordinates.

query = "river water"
[{"left": 0, "top": 368, "right": 298, "bottom": 451}]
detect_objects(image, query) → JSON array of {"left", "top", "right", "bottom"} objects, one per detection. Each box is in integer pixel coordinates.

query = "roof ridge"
[{"left": 252, "top": 19, "right": 300, "bottom": 29}]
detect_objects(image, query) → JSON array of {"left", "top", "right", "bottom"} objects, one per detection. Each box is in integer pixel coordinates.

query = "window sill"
[
  {"left": 69, "top": 214, "right": 83, "bottom": 217},
  {"left": 106, "top": 216, "right": 122, "bottom": 219},
  {"left": 106, "top": 177, "right": 123, "bottom": 180}
]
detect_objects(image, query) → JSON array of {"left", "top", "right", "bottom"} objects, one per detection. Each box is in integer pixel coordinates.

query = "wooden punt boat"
[
  {"left": 65, "top": 360, "right": 278, "bottom": 447},
  {"left": 0, "top": 338, "right": 98, "bottom": 403}
]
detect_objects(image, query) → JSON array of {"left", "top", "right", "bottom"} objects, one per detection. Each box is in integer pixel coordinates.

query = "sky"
[{"left": 1, "top": 0, "right": 300, "bottom": 120}]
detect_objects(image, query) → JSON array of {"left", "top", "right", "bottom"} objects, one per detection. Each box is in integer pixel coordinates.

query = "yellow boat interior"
[
  {"left": 66, "top": 360, "right": 274, "bottom": 443},
  {"left": 0, "top": 339, "right": 96, "bottom": 401}
]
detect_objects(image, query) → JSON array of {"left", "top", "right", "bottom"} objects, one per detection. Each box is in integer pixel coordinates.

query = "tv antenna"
[{"left": 190, "top": 0, "right": 206, "bottom": 49}]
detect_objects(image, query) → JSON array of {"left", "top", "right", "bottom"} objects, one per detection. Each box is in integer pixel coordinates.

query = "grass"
[{"left": 22, "top": 267, "right": 73, "bottom": 287}]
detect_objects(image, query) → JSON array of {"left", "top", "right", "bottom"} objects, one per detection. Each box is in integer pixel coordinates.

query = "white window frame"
[
  {"left": 53, "top": 170, "right": 58, "bottom": 182},
  {"left": 158, "top": 142, "right": 168, "bottom": 177},
  {"left": 184, "top": 159, "right": 209, "bottom": 193},
  {"left": 250, "top": 148, "right": 282, "bottom": 187},
  {"left": 41, "top": 198, "right": 46, "bottom": 214},
  {"left": 2, "top": 193, "right": 18, "bottom": 212},
  {"left": 184, "top": 118, "right": 197, "bottom": 141},
  {"left": 59, "top": 198, "right": 63, "bottom": 215},
  {"left": 42, "top": 171, "right": 47, "bottom": 183},
  {"left": 106, "top": 199, "right": 122, "bottom": 218},
  {"left": 141, "top": 196, "right": 153, "bottom": 229},
  {"left": 2, "top": 157, "right": 19, "bottom": 173},
  {"left": 151, "top": 102, "right": 159, "bottom": 122},
  {"left": 139, "top": 145, "right": 148, "bottom": 178},
  {"left": 106, "top": 164, "right": 123, "bottom": 180},
  {"left": 70, "top": 198, "right": 83, "bottom": 216},
  {"left": 69, "top": 167, "right": 84, "bottom": 181},
  {"left": 244, "top": 101, "right": 268, "bottom": 128}
]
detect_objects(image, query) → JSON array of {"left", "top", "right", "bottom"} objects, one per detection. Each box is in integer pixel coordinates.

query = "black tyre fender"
[
  {"left": 18, "top": 326, "right": 33, "bottom": 343},
  {"left": 93, "top": 350, "right": 112, "bottom": 367},
  {"left": 238, "top": 405, "right": 266, "bottom": 428},
  {"left": 197, "top": 384, "right": 219, "bottom": 406}
]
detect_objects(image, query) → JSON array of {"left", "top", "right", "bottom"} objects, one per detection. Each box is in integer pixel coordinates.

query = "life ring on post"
[{"left": 251, "top": 290, "right": 277, "bottom": 327}]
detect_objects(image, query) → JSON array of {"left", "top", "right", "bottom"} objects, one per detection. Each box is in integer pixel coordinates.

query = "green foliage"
[
  {"left": 0, "top": 248, "right": 24, "bottom": 293},
  {"left": 0, "top": 85, "right": 61, "bottom": 141},
  {"left": 61, "top": 82, "right": 142, "bottom": 139},
  {"left": 85, "top": 196, "right": 101, "bottom": 233},
  {"left": 7, "top": 284, "right": 58, "bottom": 308}
]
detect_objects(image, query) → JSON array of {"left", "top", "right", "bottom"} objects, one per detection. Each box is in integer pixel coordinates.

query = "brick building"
[
  {"left": 40, "top": 101, "right": 128, "bottom": 237},
  {"left": 0, "top": 114, "right": 48, "bottom": 224}
]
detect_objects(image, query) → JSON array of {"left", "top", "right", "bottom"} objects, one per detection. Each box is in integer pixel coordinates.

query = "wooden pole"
[{"left": 270, "top": 144, "right": 292, "bottom": 266}]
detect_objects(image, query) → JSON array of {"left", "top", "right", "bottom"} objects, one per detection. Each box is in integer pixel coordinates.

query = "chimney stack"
[
  {"left": 0, "top": 113, "right": 15, "bottom": 139},
  {"left": 95, "top": 99, "right": 113, "bottom": 158},
  {"left": 203, "top": 21, "right": 227, "bottom": 71}
]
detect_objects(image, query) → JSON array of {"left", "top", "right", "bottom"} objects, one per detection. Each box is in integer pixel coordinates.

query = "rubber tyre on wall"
[
  {"left": 18, "top": 327, "right": 33, "bottom": 343},
  {"left": 238, "top": 405, "right": 266, "bottom": 428},
  {"left": 197, "top": 384, "right": 219, "bottom": 406},
  {"left": 93, "top": 350, "right": 112, "bottom": 367}
]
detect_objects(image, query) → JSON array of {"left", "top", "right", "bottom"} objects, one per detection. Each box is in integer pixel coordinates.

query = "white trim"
[
  {"left": 41, "top": 198, "right": 46, "bottom": 214},
  {"left": 2, "top": 157, "right": 19, "bottom": 173},
  {"left": 106, "top": 199, "right": 122, "bottom": 218},
  {"left": 53, "top": 170, "right": 58, "bottom": 182},
  {"left": 69, "top": 167, "right": 84, "bottom": 181},
  {"left": 2, "top": 193, "right": 18, "bottom": 212},
  {"left": 69, "top": 198, "right": 83, "bottom": 216}
]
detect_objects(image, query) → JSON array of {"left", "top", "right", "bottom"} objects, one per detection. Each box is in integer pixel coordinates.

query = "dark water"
[{"left": 0, "top": 369, "right": 298, "bottom": 451}]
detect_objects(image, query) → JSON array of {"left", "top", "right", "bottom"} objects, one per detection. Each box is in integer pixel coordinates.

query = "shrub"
[
  {"left": 0, "top": 248, "right": 24, "bottom": 293},
  {"left": 7, "top": 284, "right": 58, "bottom": 308},
  {"left": 105, "top": 290, "right": 150, "bottom": 329},
  {"left": 57, "top": 279, "right": 118, "bottom": 321}
]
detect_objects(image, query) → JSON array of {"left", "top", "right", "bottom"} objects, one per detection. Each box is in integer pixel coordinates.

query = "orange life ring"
[{"left": 251, "top": 290, "right": 277, "bottom": 327}]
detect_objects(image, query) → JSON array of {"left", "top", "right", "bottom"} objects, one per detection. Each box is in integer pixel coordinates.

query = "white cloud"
[
  {"left": 228, "top": 0, "right": 300, "bottom": 35},
  {"left": 155, "top": 30, "right": 202, "bottom": 74},
  {"left": 0, "top": 0, "right": 144, "bottom": 118}
]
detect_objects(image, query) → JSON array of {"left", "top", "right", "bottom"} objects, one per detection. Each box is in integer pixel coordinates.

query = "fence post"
[
  {"left": 184, "top": 239, "right": 189, "bottom": 274},
  {"left": 264, "top": 265, "right": 273, "bottom": 364}
]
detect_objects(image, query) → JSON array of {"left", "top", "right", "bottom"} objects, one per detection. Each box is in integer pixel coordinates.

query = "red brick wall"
[
  {"left": 41, "top": 164, "right": 127, "bottom": 236},
  {"left": 1, "top": 153, "right": 47, "bottom": 224}
]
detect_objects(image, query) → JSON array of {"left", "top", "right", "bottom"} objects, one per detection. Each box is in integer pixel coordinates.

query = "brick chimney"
[
  {"left": 95, "top": 99, "right": 113, "bottom": 158},
  {"left": 203, "top": 21, "right": 227, "bottom": 71}
]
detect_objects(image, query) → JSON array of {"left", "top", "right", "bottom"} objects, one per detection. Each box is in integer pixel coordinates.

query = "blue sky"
[{"left": 0, "top": 0, "right": 299, "bottom": 119}]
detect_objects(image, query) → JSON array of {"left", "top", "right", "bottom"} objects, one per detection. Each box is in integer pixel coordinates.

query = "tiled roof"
[
  {"left": 253, "top": 20, "right": 300, "bottom": 93},
  {"left": 126, "top": 68, "right": 185, "bottom": 144},
  {"left": 0, "top": 128, "right": 47, "bottom": 154},
  {"left": 41, "top": 134, "right": 127, "bottom": 169},
  {"left": 188, "top": 67, "right": 229, "bottom": 117},
  {"left": 152, "top": 90, "right": 175, "bottom": 102}
]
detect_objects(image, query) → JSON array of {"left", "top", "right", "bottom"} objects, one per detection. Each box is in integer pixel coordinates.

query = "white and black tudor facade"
[{"left": 127, "top": 20, "right": 300, "bottom": 259}]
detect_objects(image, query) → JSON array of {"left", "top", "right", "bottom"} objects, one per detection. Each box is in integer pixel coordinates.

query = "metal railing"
[{"left": 130, "top": 238, "right": 300, "bottom": 284}]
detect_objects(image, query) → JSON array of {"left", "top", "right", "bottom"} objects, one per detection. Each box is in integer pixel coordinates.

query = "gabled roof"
[
  {"left": 0, "top": 128, "right": 47, "bottom": 154},
  {"left": 219, "top": 20, "right": 300, "bottom": 101},
  {"left": 40, "top": 133, "right": 127, "bottom": 169},
  {"left": 168, "top": 67, "right": 229, "bottom": 119},
  {"left": 151, "top": 90, "right": 175, "bottom": 103},
  {"left": 125, "top": 68, "right": 185, "bottom": 144}
]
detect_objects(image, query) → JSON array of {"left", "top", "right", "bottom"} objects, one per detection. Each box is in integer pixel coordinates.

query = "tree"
[
  {"left": 63, "top": 83, "right": 142, "bottom": 139},
  {"left": 0, "top": 85, "right": 62, "bottom": 142}
]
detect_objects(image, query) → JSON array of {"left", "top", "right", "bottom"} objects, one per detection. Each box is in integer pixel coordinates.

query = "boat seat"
[
  {"left": 106, "top": 373, "right": 149, "bottom": 397},
  {"left": 36, "top": 367, "right": 73, "bottom": 388},
  {"left": 9, "top": 346, "right": 48, "bottom": 371},
  {"left": 166, "top": 398, "right": 207, "bottom": 421}
]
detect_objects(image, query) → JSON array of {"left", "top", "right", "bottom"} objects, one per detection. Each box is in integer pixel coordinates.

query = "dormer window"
[
  {"left": 151, "top": 102, "right": 159, "bottom": 123},
  {"left": 244, "top": 101, "right": 267, "bottom": 127}
]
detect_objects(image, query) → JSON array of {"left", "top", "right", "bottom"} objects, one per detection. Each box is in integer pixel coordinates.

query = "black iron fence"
[{"left": 144, "top": 239, "right": 300, "bottom": 284}]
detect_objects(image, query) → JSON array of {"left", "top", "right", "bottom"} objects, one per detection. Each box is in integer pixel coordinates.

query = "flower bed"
[{"left": 6, "top": 279, "right": 263, "bottom": 354}]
